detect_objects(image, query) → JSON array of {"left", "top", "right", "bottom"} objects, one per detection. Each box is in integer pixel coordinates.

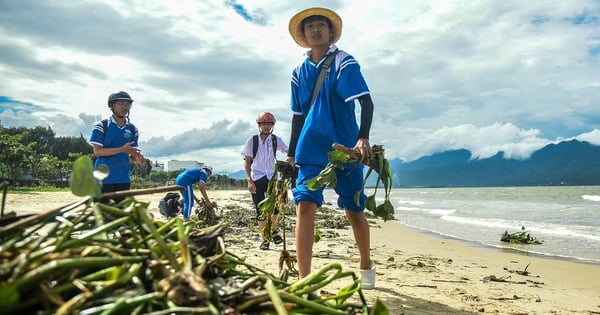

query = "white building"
[
  {"left": 151, "top": 161, "right": 165, "bottom": 172},
  {"left": 167, "top": 160, "right": 204, "bottom": 172}
]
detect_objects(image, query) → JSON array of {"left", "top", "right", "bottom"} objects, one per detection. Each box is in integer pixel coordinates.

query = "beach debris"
[
  {"left": 304, "top": 143, "right": 395, "bottom": 221},
  {"left": 0, "top": 156, "right": 390, "bottom": 314},
  {"left": 0, "top": 181, "right": 37, "bottom": 227},
  {"left": 482, "top": 275, "right": 527, "bottom": 284},
  {"left": 194, "top": 198, "right": 219, "bottom": 227},
  {"left": 503, "top": 263, "right": 533, "bottom": 276},
  {"left": 492, "top": 294, "right": 521, "bottom": 301},
  {"left": 258, "top": 160, "right": 299, "bottom": 275},
  {"left": 500, "top": 226, "right": 543, "bottom": 244}
]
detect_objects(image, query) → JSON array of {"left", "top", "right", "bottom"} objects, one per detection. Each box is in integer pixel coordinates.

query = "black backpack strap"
[
  {"left": 252, "top": 134, "right": 259, "bottom": 160},
  {"left": 252, "top": 134, "right": 277, "bottom": 162},
  {"left": 129, "top": 122, "right": 136, "bottom": 140},
  {"left": 271, "top": 134, "right": 277, "bottom": 158},
  {"left": 103, "top": 118, "right": 136, "bottom": 143},
  {"left": 101, "top": 119, "right": 108, "bottom": 143}
]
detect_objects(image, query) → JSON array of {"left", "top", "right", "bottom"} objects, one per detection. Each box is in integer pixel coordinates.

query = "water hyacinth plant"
[{"left": 305, "top": 144, "right": 395, "bottom": 221}]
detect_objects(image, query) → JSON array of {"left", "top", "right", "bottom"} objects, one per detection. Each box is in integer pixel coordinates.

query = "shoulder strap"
[
  {"left": 129, "top": 122, "right": 136, "bottom": 140},
  {"left": 102, "top": 119, "right": 136, "bottom": 143},
  {"left": 102, "top": 119, "right": 108, "bottom": 142},
  {"left": 310, "top": 49, "right": 340, "bottom": 106},
  {"left": 252, "top": 134, "right": 259, "bottom": 159},
  {"left": 252, "top": 134, "right": 277, "bottom": 160},
  {"left": 271, "top": 134, "right": 277, "bottom": 158}
]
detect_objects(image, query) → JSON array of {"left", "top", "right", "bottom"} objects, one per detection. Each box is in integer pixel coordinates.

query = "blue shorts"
[{"left": 293, "top": 163, "right": 366, "bottom": 212}]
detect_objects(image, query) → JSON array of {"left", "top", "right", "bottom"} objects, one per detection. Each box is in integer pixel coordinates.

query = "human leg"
[
  {"left": 180, "top": 184, "right": 195, "bottom": 220},
  {"left": 345, "top": 210, "right": 372, "bottom": 270},
  {"left": 252, "top": 176, "right": 272, "bottom": 247},
  {"left": 293, "top": 164, "right": 326, "bottom": 278},
  {"left": 295, "top": 200, "right": 318, "bottom": 278},
  {"left": 100, "top": 183, "right": 130, "bottom": 204},
  {"left": 335, "top": 163, "right": 375, "bottom": 288}
]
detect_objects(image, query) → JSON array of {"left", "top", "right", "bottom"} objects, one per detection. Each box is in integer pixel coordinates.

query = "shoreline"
[
  {"left": 398, "top": 222, "right": 600, "bottom": 266},
  {"left": 3, "top": 190, "right": 600, "bottom": 314}
]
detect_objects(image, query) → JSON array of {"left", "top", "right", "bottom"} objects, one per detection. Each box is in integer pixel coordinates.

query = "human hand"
[
  {"left": 122, "top": 141, "right": 141, "bottom": 156},
  {"left": 134, "top": 151, "right": 144, "bottom": 164},
  {"left": 286, "top": 156, "right": 295, "bottom": 166},
  {"left": 354, "top": 138, "right": 372, "bottom": 164},
  {"left": 247, "top": 180, "right": 256, "bottom": 194}
]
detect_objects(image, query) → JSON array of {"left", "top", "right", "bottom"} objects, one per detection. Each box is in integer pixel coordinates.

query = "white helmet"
[{"left": 202, "top": 165, "right": 213, "bottom": 173}]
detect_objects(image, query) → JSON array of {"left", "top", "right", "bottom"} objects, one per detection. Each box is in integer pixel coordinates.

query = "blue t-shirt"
[
  {"left": 88, "top": 117, "right": 139, "bottom": 184},
  {"left": 175, "top": 168, "right": 208, "bottom": 186},
  {"left": 291, "top": 46, "right": 370, "bottom": 166}
]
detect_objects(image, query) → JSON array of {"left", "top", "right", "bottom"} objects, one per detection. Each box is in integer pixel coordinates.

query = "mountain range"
[{"left": 228, "top": 140, "right": 600, "bottom": 187}]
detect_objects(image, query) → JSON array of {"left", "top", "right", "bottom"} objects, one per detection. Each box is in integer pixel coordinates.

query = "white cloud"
[{"left": 1, "top": 0, "right": 599, "bottom": 172}]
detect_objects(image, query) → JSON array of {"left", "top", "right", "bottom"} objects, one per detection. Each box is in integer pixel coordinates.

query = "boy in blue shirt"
[
  {"left": 88, "top": 91, "right": 144, "bottom": 203},
  {"left": 175, "top": 166, "right": 214, "bottom": 221},
  {"left": 286, "top": 7, "right": 376, "bottom": 289}
]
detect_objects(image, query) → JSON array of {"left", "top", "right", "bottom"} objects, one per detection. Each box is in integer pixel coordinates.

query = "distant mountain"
[
  {"left": 228, "top": 140, "right": 600, "bottom": 187},
  {"left": 391, "top": 140, "right": 600, "bottom": 187},
  {"left": 228, "top": 170, "right": 246, "bottom": 180}
]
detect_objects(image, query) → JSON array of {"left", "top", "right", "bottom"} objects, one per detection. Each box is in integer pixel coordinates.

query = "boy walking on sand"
[
  {"left": 241, "top": 112, "right": 289, "bottom": 250},
  {"left": 286, "top": 7, "right": 376, "bottom": 289}
]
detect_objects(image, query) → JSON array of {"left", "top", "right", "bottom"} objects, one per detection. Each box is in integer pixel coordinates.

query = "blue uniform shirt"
[
  {"left": 175, "top": 168, "right": 208, "bottom": 186},
  {"left": 291, "top": 45, "right": 370, "bottom": 166},
  {"left": 88, "top": 117, "right": 139, "bottom": 184}
]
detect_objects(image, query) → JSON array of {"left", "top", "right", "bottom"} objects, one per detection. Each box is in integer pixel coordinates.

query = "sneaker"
[
  {"left": 272, "top": 231, "right": 283, "bottom": 245},
  {"left": 259, "top": 240, "right": 270, "bottom": 250},
  {"left": 359, "top": 261, "right": 376, "bottom": 290}
]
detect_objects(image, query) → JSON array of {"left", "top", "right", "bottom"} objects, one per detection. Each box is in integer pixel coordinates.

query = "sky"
[{"left": 1, "top": 0, "right": 599, "bottom": 173}]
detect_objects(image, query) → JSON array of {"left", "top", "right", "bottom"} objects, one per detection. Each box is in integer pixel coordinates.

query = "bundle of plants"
[{"left": 0, "top": 156, "right": 388, "bottom": 314}]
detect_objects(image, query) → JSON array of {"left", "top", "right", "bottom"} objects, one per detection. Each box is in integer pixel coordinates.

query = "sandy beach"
[{"left": 3, "top": 189, "right": 600, "bottom": 314}]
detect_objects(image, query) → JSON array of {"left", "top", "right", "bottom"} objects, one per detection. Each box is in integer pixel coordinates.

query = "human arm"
[
  {"left": 92, "top": 142, "right": 141, "bottom": 158},
  {"left": 286, "top": 114, "right": 305, "bottom": 165},
  {"left": 244, "top": 156, "right": 256, "bottom": 194},
  {"left": 197, "top": 181, "right": 213, "bottom": 209},
  {"left": 354, "top": 94, "right": 374, "bottom": 163}
]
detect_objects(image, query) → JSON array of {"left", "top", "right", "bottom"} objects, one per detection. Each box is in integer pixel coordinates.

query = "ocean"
[{"left": 324, "top": 186, "right": 600, "bottom": 264}]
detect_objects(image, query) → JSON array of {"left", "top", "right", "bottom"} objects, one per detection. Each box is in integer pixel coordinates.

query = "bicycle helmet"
[
  {"left": 202, "top": 165, "right": 213, "bottom": 173},
  {"left": 107, "top": 91, "right": 134, "bottom": 108},
  {"left": 256, "top": 112, "right": 276, "bottom": 124}
]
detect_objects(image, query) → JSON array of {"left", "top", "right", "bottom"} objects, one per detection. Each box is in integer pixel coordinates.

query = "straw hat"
[{"left": 289, "top": 7, "right": 342, "bottom": 48}]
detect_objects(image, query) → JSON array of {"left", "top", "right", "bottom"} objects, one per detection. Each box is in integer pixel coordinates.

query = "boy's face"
[
  {"left": 112, "top": 100, "right": 132, "bottom": 117},
  {"left": 302, "top": 16, "right": 333, "bottom": 48}
]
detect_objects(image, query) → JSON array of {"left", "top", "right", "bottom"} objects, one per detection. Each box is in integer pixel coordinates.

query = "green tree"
[
  {"left": 53, "top": 135, "right": 92, "bottom": 160},
  {"left": 0, "top": 132, "right": 35, "bottom": 184}
]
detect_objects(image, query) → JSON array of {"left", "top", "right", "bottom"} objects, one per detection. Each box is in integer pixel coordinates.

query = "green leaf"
[
  {"left": 327, "top": 171, "right": 337, "bottom": 188},
  {"left": 69, "top": 156, "right": 102, "bottom": 198},
  {"left": 370, "top": 298, "right": 391, "bottom": 315},
  {"left": 313, "top": 228, "right": 321, "bottom": 243},
  {"left": 365, "top": 195, "right": 377, "bottom": 212},
  {"left": 327, "top": 150, "right": 347, "bottom": 165},
  {"left": 0, "top": 284, "right": 20, "bottom": 310}
]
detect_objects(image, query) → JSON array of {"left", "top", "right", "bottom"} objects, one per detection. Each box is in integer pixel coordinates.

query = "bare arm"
[
  {"left": 198, "top": 181, "right": 213, "bottom": 209},
  {"left": 92, "top": 142, "right": 144, "bottom": 164},
  {"left": 244, "top": 156, "right": 256, "bottom": 194}
]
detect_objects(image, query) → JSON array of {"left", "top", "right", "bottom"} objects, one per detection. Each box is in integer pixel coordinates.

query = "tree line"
[{"left": 0, "top": 125, "right": 246, "bottom": 190}]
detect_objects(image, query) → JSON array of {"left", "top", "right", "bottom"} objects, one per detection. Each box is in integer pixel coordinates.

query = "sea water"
[{"left": 324, "top": 186, "right": 600, "bottom": 264}]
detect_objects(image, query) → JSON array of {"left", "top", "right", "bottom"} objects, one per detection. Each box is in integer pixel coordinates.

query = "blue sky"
[{"left": 1, "top": 0, "right": 599, "bottom": 172}]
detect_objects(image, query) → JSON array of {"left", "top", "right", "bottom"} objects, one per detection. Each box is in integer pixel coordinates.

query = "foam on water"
[{"left": 330, "top": 186, "right": 600, "bottom": 264}]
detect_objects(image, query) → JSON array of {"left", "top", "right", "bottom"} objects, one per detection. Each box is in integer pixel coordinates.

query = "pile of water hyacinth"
[{"left": 0, "top": 156, "right": 388, "bottom": 314}]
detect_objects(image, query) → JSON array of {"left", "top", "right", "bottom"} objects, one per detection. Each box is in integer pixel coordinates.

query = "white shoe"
[{"left": 359, "top": 261, "right": 376, "bottom": 290}]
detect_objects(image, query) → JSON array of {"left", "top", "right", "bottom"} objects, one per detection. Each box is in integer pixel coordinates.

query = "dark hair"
[{"left": 301, "top": 15, "right": 332, "bottom": 30}]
